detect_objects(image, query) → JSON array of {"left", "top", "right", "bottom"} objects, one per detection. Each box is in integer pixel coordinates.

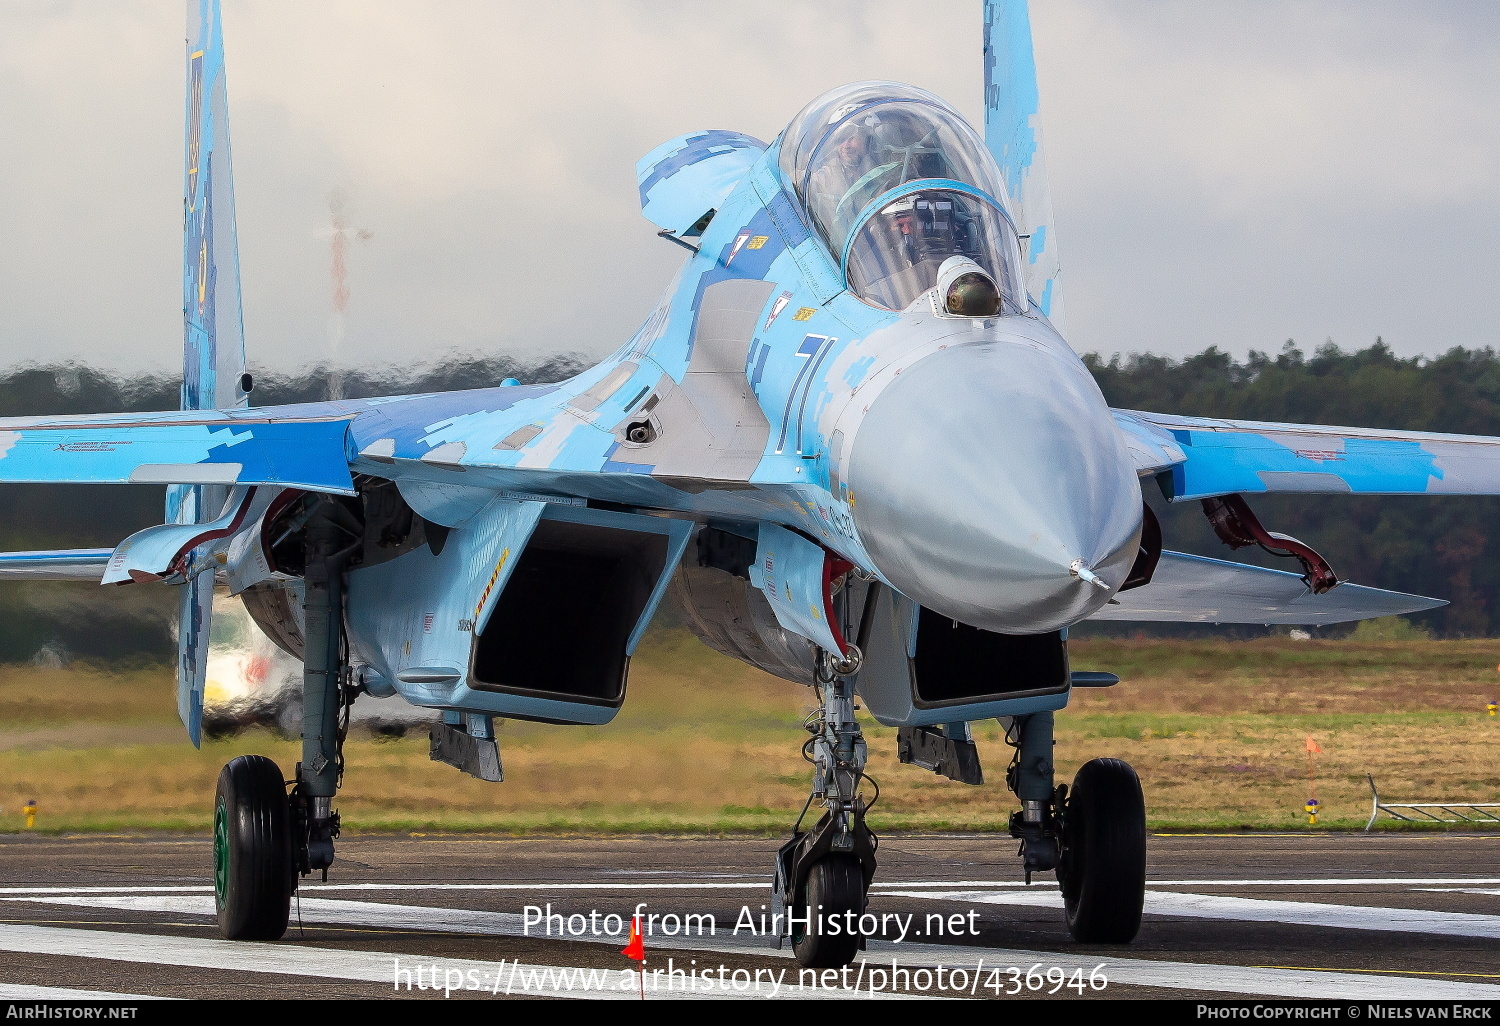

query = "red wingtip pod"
[{"left": 621, "top": 915, "right": 646, "bottom": 962}]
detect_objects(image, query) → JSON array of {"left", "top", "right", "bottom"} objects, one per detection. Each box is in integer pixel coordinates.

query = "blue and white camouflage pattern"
[
  {"left": 182, "top": 0, "right": 246, "bottom": 415},
  {"left": 1116, "top": 409, "right": 1500, "bottom": 500},
  {"left": 983, "top": 0, "right": 1063, "bottom": 330},
  {"left": 0, "top": 0, "right": 1488, "bottom": 739},
  {"left": 175, "top": 0, "right": 250, "bottom": 746},
  {"left": 637, "top": 131, "right": 767, "bottom": 238},
  {"left": 0, "top": 410, "right": 355, "bottom": 492}
]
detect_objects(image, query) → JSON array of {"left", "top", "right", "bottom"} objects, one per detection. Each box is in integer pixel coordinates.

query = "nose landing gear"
[{"left": 773, "top": 651, "right": 877, "bottom": 968}]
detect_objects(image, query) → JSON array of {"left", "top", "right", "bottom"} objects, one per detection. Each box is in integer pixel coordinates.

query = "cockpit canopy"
[{"left": 779, "top": 82, "right": 1023, "bottom": 313}]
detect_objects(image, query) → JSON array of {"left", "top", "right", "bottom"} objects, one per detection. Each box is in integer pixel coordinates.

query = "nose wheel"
[
  {"left": 773, "top": 648, "right": 876, "bottom": 968},
  {"left": 1058, "top": 757, "right": 1147, "bottom": 943},
  {"left": 791, "top": 853, "right": 867, "bottom": 968}
]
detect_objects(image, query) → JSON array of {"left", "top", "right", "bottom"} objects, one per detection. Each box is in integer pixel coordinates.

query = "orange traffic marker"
[{"left": 622, "top": 914, "right": 646, "bottom": 961}]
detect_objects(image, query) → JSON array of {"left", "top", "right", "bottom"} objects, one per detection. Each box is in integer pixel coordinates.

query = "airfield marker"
[
  {"left": 1303, "top": 737, "right": 1322, "bottom": 824},
  {"left": 622, "top": 913, "right": 646, "bottom": 999}
]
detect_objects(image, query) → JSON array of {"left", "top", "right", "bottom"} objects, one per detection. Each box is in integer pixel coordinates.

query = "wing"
[
  {"left": 983, "top": 0, "right": 1063, "bottom": 329},
  {"left": 1115, "top": 409, "right": 1500, "bottom": 500},
  {"left": 0, "top": 549, "right": 113, "bottom": 581},
  {"left": 1090, "top": 551, "right": 1445, "bottom": 625},
  {"left": 0, "top": 409, "right": 354, "bottom": 493}
]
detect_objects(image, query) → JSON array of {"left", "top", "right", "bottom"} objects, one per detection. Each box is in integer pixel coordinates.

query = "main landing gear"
[
  {"left": 1005, "top": 712, "right": 1146, "bottom": 943},
  {"left": 213, "top": 755, "right": 292, "bottom": 940},
  {"left": 773, "top": 648, "right": 877, "bottom": 968},
  {"left": 214, "top": 498, "right": 361, "bottom": 941}
]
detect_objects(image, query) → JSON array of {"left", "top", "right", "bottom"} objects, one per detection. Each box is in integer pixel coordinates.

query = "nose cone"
[{"left": 848, "top": 335, "right": 1141, "bottom": 633}]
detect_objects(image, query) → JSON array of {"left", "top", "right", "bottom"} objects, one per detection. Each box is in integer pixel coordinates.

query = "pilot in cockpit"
[
  {"left": 807, "top": 120, "right": 878, "bottom": 229},
  {"left": 817, "top": 112, "right": 962, "bottom": 241},
  {"left": 788, "top": 86, "right": 1021, "bottom": 311}
]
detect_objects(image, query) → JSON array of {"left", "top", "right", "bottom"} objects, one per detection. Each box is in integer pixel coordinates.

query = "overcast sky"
[{"left": 0, "top": 1, "right": 1495, "bottom": 377}]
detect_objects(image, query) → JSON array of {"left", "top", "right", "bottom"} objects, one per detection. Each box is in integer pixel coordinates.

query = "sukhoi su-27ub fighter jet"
[{"left": 0, "top": 0, "right": 1486, "bottom": 967}]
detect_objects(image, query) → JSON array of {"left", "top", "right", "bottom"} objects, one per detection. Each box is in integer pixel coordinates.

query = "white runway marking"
[
  {"left": 0, "top": 982, "right": 171, "bottom": 1000},
  {"left": 8, "top": 893, "right": 531, "bottom": 937},
  {"left": 3, "top": 876, "right": 1498, "bottom": 896},
  {"left": 6, "top": 893, "right": 1499, "bottom": 999},
  {"left": 1421, "top": 888, "right": 1500, "bottom": 896},
  {"left": 882, "top": 941, "right": 1500, "bottom": 1000},
  {"left": 0, "top": 886, "right": 212, "bottom": 895},
  {"left": 0, "top": 925, "right": 891, "bottom": 1001},
  {"left": 884, "top": 889, "right": 1500, "bottom": 939}
]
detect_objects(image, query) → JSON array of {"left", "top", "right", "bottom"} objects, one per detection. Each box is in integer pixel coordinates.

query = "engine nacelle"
[{"left": 668, "top": 527, "right": 1069, "bottom": 726}]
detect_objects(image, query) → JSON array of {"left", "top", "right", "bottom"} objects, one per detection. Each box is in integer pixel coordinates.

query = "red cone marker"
[
  {"left": 622, "top": 914, "right": 646, "bottom": 961},
  {"left": 622, "top": 914, "right": 646, "bottom": 999}
]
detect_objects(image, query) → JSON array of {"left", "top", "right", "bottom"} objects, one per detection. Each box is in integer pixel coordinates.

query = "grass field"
[{"left": 0, "top": 629, "right": 1497, "bottom": 833}]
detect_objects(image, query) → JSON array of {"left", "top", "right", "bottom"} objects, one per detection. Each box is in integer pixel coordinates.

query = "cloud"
[{"left": 0, "top": 0, "right": 1494, "bottom": 379}]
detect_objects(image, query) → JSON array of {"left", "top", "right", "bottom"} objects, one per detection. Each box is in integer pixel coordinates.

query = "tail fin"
[
  {"left": 183, "top": 0, "right": 248, "bottom": 412},
  {"left": 983, "top": 0, "right": 1064, "bottom": 334},
  {"left": 176, "top": 0, "right": 248, "bottom": 745}
]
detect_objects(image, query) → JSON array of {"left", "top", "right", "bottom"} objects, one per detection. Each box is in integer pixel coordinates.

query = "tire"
[
  {"left": 214, "top": 755, "right": 293, "bottom": 941},
  {"left": 791, "top": 855, "right": 866, "bottom": 968},
  {"left": 1059, "top": 757, "right": 1146, "bottom": 943}
]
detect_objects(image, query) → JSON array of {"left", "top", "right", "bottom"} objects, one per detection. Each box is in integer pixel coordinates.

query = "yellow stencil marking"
[
  {"left": 746, "top": 235, "right": 769, "bottom": 250},
  {"left": 197, "top": 238, "right": 209, "bottom": 313},
  {"left": 792, "top": 307, "right": 816, "bottom": 321},
  {"left": 473, "top": 547, "right": 511, "bottom": 621}
]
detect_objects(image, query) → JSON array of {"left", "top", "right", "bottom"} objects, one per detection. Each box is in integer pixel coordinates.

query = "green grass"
[{"left": 0, "top": 631, "right": 1497, "bottom": 833}]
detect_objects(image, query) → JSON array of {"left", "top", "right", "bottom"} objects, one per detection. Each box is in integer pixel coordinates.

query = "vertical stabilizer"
[
  {"left": 174, "top": 0, "right": 248, "bottom": 745},
  {"left": 183, "top": 0, "right": 247, "bottom": 412},
  {"left": 983, "top": 0, "right": 1064, "bottom": 334}
]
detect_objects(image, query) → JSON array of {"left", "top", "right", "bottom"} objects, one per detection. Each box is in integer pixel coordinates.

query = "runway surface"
[{"left": 0, "top": 831, "right": 1496, "bottom": 1001}]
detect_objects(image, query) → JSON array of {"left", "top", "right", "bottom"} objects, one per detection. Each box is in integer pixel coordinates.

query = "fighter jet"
[{"left": 0, "top": 0, "right": 1484, "bottom": 968}]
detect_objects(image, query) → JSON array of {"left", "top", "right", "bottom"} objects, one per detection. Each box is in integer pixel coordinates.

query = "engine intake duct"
[
  {"left": 468, "top": 518, "right": 670, "bottom": 707},
  {"left": 854, "top": 582, "right": 1071, "bottom": 727},
  {"left": 911, "top": 607, "right": 1066, "bottom": 704}
]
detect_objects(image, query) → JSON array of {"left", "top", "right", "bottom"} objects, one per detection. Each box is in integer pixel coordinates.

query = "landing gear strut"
[
  {"left": 291, "top": 500, "right": 361, "bottom": 881},
  {"left": 1004, "top": 713, "right": 1146, "bottom": 943},
  {"left": 774, "top": 649, "right": 876, "bottom": 968},
  {"left": 214, "top": 497, "right": 360, "bottom": 941}
]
